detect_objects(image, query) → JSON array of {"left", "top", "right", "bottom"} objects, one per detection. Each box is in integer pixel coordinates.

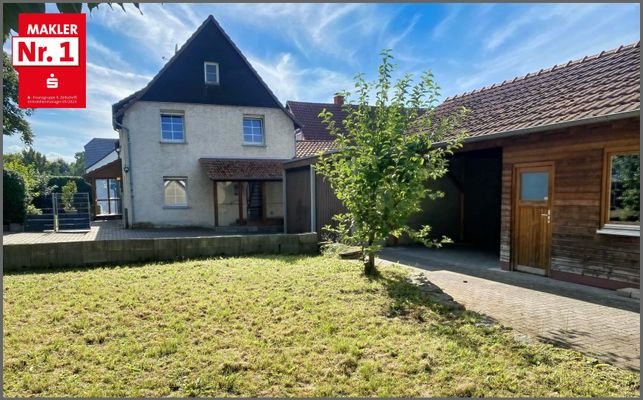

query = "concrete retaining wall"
[{"left": 3, "top": 233, "right": 319, "bottom": 273}]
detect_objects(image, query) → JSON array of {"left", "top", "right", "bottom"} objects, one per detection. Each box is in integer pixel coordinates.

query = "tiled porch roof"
[
  {"left": 296, "top": 140, "right": 337, "bottom": 158},
  {"left": 199, "top": 158, "right": 284, "bottom": 181}
]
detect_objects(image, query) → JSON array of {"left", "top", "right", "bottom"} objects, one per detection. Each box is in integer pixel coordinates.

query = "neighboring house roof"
[
  {"left": 287, "top": 42, "right": 640, "bottom": 152},
  {"left": 84, "top": 138, "right": 119, "bottom": 170},
  {"left": 112, "top": 15, "right": 299, "bottom": 128},
  {"left": 199, "top": 158, "right": 284, "bottom": 181},
  {"left": 296, "top": 140, "right": 337, "bottom": 158},
  {"left": 287, "top": 101, "right": 349, "bottom": 141}
]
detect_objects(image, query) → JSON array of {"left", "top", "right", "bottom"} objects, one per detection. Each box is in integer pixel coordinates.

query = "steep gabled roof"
[
  {"left": 112, "top": 15, "right": 298, "bottom": 128},
  {"left": 84, "top": 138, "right": 118, "bottom": 170},
  {"left": 288, "top": 42, "right": 640, "bottom": 146}
]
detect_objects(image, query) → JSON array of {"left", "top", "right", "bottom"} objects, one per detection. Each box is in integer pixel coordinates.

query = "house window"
[
  {"left": 164, "top": 178, "right": 187, "bottom": 207},
  {"left": 243, "top": 117, "right": 264, "bottom": 145},
  {"left": 160, "top": 113, "right": 185, "bottom": 142},
  {"left": 204, "top": 62, "right": 219, "bottom": 85},
  {"left": 602, "top": 148, "right": 639, "bottom": 231}
]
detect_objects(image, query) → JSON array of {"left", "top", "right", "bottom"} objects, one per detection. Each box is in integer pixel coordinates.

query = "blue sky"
[{"left": 3, "top": 2, "right": 640, "bottom": 162}]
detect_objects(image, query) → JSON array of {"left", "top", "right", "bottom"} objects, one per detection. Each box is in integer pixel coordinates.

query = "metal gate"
[{"left": 24, "top": 192, "right": 91, "bottom": 232}]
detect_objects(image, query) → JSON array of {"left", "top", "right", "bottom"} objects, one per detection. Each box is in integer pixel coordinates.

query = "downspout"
[
  {"left": 113, "top": 119, "right": 135, "bottom": 227},
  {"left": 282, "top": 169, "right": 287, "bottom": 233}
]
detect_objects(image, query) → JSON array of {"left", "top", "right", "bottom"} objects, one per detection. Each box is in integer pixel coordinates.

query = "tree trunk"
[
  {"left": 363, "top": 233, "right": 377, "bottom": 276},
  {"left": 364, "top": 251, "right": 376, "bottom": 276}
]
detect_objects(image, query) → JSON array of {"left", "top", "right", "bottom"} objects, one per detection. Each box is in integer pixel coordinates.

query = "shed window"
[
  {"left": 204, "top": 62, "right": 219, "bottom": 84},
  {"left": 602, "top": 149, "right": 639, "bottom": 229},
  {"left": 164, "top": 178, "right": 187, "bottom": 207},
  {"left": 243, "top": 117, "right": 264, "bottom": 145},
  {"left": 161, "top": 113, "right": 185, "bottom": 142}
]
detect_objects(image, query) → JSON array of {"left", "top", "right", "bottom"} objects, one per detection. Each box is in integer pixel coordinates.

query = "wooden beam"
[
  {"left": 238, "top": 181, "right": 244, "bottom": 224},
  {"left": 213, "top": 181, "right": 219, "bottom": 227}
]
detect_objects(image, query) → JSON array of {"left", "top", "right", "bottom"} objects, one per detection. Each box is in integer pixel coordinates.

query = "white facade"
[{"left": 118, "top": 101, "right": 295, "bottom": 228}]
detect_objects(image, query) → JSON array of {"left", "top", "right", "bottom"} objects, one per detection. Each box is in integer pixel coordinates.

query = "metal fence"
[{"left": 24, "top": 193, "right": 91, "bottom": 232}]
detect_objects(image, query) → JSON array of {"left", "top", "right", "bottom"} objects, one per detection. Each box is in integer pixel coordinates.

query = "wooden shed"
[{"left": 284, "top": 43, "right": 640, "bottom": 290}]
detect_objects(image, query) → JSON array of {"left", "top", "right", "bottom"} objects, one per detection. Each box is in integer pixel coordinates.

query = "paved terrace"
[
  {"left": 3, "top": 220, "right": 236, "bottom": 245},
  {"left": 380, "top": 246, "right": 640, "bottom": 370}
]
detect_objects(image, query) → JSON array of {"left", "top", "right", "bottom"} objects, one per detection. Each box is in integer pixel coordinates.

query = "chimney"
[{"left": 333, "top": 94, "right": 344, "bottom": 106}]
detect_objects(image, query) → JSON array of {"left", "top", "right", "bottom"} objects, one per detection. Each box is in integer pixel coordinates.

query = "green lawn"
[{"left": 3, "top": 256, "right": 639, "bottom": 397}]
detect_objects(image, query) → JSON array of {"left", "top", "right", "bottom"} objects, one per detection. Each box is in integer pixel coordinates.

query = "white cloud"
[
  {"left": 386, "top": 14, "right": 421, "bottom": 50},
  {"left": 431, "top": 5, "right": 462, "bottom": 40},
  {"left": 248, "top": 53, "right": 354, "bottom": 103},
  {"left": 483, "top": 4, "right": 600, "bottom": 51}
]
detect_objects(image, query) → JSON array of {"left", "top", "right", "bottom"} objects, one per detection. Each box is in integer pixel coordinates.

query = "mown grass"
[{"left": 3, "top": 256, "right": 640, "bottom": 397}]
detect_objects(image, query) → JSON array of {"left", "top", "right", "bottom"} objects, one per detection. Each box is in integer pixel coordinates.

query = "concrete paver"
[
  {"left": 3, "top": 220, "right": 240, "bottom": 245},
  {"left": 380, "top": 246, "right": 640, "bottom": 370}
]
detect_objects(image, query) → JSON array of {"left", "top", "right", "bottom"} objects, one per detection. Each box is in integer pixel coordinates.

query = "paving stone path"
[
  {"left": 3, "top": 220, "right": 236, "bottom": 245},
  {"left": 380, "top": 246, "right": 640, "bottom": 370}
]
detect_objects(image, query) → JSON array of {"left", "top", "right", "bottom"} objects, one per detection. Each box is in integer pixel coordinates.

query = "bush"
[
  {"left": 61, "top": 181, "right": 78, "bottom": 212},
  {"left": 3, "top": 169, "right": 26, "bottom": 224},
  {"left": 32, "top": 176, "right": 92, "bottom": 211}
]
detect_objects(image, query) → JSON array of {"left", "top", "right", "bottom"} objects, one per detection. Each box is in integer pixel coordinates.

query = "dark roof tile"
[
  {"left": 84, "top": 138, "right": 118, "bottom": 170},
  {"left": 199, "top": 158, "right": 284, "bottom": 181}
]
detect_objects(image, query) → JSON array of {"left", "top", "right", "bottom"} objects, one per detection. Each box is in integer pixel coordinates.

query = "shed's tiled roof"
[
  {"left": 84, "top": 138, "right": 118, "bottom": 170},
  {"left": 436, "top": 42, "right": 640, "bottom": 139},
  {"left": 199, "top": 158, "right": 284, "bottom": 181},
  {"left": 287, "top": 42, "right": 640, "bottom": 147},
  {"left": 296, "top": 140, "right": 337, "bottom": 158}
]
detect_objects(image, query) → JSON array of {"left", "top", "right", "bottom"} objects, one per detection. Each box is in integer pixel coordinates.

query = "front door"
[{"left": 513, "top": 163, "right": 554, "bottom": 275}]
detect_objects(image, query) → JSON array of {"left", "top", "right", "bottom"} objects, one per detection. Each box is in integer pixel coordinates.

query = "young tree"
[{"left": 316, "top": 50, "right": 468, "bottom": 276}]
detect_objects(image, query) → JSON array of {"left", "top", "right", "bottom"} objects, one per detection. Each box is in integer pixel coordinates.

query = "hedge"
[
  {"left": 32, "top": 176, "right": 92, "bottom": 211},
  {"left": 3, "top": 169, "right": 27, "bottom": 224}
]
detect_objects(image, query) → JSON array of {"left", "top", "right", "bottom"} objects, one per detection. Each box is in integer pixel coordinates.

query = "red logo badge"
[{"left": 11, "top": 13, "right": 86, "bottom": 108}]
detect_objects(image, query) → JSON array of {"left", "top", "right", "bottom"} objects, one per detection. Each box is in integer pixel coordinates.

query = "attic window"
[{"left": 204, "top": 62, "right": 219, "bottom": 85}]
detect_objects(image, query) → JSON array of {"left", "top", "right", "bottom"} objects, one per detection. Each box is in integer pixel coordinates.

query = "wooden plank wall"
[
  {"left": 497, "top": 117, "right": 640, "bottom": 288},
  {"left": 315, "top": 173, "right": 346, "bottom": 239},
  {"left": 285, "top": 166, "right": 311, "bottom": 233}
]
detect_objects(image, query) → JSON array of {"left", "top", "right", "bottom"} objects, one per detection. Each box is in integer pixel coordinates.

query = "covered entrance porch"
[
  {"left": 84, "top": 158, "right": 123, "bottom": 220},
  {"left": 200, "top": 158, "right": 285, "bottom": 234}
]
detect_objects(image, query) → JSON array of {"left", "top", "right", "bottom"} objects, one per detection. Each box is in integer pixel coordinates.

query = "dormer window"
[{"left": 204, "top": 62, "right": 219, "bottom": 85}]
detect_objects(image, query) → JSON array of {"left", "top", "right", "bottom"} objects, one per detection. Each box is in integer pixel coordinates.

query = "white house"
[{"left": 111, "top": 15, "right": 297, "bottom": 231}]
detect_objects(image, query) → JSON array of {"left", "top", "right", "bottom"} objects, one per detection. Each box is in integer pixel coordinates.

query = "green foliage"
[
  {"left": 3, "top": 3, "right": 142, "bottom": 40},
  {"left": 315, "top": 49, "right": 468, "bottom": 274},
  {"left": 2, "top": 51, "right": 33, "bottom": 145},
  {"left": 3, "top": 169, "right": 26, "bottom": 224},
  {"left": 61, "top": 181, "right": 78, "bottom": 212},
  {"left": 70, "top": 151, "right": 86, "bottom": 176},
  {"left": 46, "top": 176, "right": 91, "bottom": 194},
  {"left": 3, "top": 149, "right": 85, "bottom": 177},
  {"left": 611, "top": 154, "right": 640, "bottom": 222},
  {"left": 3, "top": 158, "right": 52, "bottom": 209}
]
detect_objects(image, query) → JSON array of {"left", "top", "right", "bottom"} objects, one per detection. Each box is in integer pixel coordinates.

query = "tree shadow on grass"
[{"left": 373, "top": 269, "right": 510, "bottom": 353}]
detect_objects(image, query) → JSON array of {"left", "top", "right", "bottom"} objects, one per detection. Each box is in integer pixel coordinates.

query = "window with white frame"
[
  {"left": 602, "top": 148, "right": 639, "bottom": 229},
  {"left": 160, "top": 113, "right": 185, "bottom": 142},
  {"left": 243, "top": 116, "right": 264, "bottom": 145},
  {"left": 204, "top": 62, "right": 219, "bottom": 84},
  {"left": 164, "top": 178, "right": 187, "bottom": 207}
]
